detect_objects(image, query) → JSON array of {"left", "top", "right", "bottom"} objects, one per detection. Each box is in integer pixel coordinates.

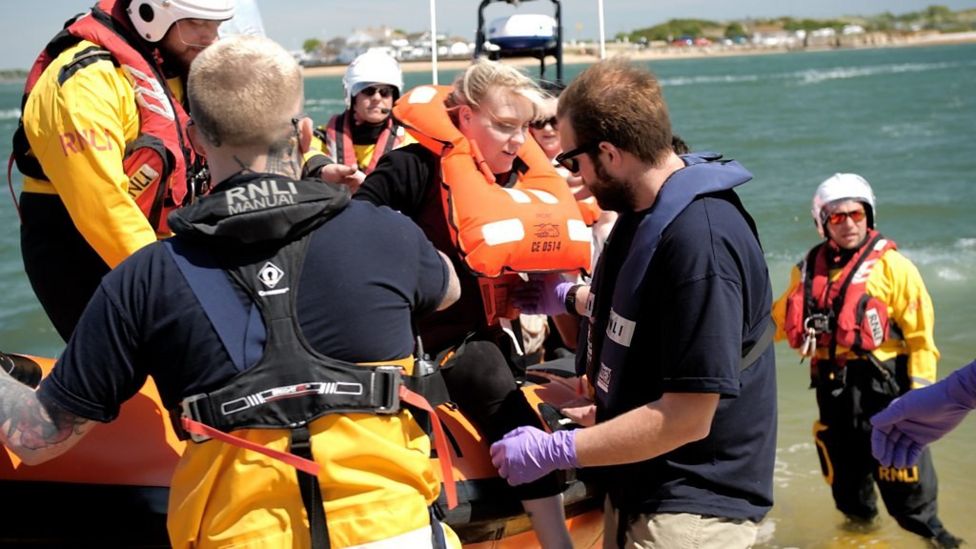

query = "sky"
[{"left": 2, "top": 0, "right": 974, "bottom": 69}]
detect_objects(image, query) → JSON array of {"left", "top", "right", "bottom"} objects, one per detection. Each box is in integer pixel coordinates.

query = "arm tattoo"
[{"left": 0, "top": 369, "right": 90, "bottom": 458}]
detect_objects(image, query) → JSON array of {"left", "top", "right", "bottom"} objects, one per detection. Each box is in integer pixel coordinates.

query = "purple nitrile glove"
[
  {"left": 489, "top": 426, "right": 579, "bottom": 486},
  {"left": 871, "top": 359, "right": 976, "bottom": 469},
  {"left": 510, "top": 273, "right": 575, "bottom": 316}
]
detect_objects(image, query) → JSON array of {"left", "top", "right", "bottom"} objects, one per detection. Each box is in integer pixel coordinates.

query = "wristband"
[{"left": 564, "top": 284, "right": 583, "bottom": 317}]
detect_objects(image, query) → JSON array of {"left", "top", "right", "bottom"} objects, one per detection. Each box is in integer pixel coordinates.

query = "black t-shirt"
[
  {"left": 356, "top": 144, "right": 497, "bottom": 354},
  {"left": 37, "top": 200, "right": 448, "bottom": 421},
  {"left": 595, "top": 191, "right": 777, "bottom": 522}
]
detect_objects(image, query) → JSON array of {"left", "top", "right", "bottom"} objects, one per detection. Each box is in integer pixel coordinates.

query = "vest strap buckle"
[
  {"left": 373, "top": 366, "right": 403, "bottom": 414},
  {"left": 180, "top": 393, "right": 211, "bottom": 442},
  {"left": 804, "top": 313, "right": 831, "bottom": 335}
]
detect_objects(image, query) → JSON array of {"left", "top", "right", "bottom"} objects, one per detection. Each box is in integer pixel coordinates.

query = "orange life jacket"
[
  {"left": 393, "top": 85, "right": 591, "bottom": 278},
  {"left": 12, "top": 0, "right": 194, "bottom": 233},
  {"left": 324, "top": 111, "right": 405, "bottom": 174},
  {"left": 576, "top": 195, "right": 602, "bottom": 226},
  {"left": 783, "top": 230, "right": 897, "bottom": 361}
]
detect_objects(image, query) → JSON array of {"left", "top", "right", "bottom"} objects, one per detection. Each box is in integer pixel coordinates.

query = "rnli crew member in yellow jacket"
[
  {"left": 0, "top": 35, "right": 462, "bottom": 549},
  {"left": 771, "top": 173, "right": 960, "bottom": 547},
  {"left": 303, "top": 50, "right": 413, "bottom": 194},
  {"left": 13, "top": 0, "right": 233, "bottom": 341}
]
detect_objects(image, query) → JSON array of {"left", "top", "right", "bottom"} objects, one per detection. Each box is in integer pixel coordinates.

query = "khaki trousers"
[{"left": 603, "top": 497, "right": 758, "bottom": 548}]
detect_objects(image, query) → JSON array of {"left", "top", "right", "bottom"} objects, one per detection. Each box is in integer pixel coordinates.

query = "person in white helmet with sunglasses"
[
  {"left": 12, "top": 0, "right": 233, "bottom": 342},
  {"left": 305, "top": 50, "right": 414, "bottom": 192},
  {"left": 772, "top": 173, "right": 960, "bottom": 547}
]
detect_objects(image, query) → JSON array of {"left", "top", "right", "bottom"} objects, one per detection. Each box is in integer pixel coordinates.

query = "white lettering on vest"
[
  {"left": 606, "top": 309, "right": 636, "bottom": 347},
  {"left": 866, "top": 307, "right": 884, "bottom": 347},
  {"left": 226, "top": 179, "right": 299, "bottom": 214},
  {"left": 597, "top": 363, "right": 612, "bottom": 393}
]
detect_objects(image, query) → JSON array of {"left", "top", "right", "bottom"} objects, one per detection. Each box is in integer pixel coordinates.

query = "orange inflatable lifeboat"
[{"left": 0, "top": 353, "right": 602, "bottom": 547}]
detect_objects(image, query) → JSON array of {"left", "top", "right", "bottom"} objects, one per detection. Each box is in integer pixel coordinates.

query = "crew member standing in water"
[{"left": 772, "top": 173, "right": 960, "bottom": 547}]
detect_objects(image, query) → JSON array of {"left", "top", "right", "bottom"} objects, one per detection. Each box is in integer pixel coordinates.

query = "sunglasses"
[
  {"left": 359, "top": 85, "right": 394, "bottom": 98},
  {"left": 826, "top": 209, "right": 866, "bottom": 225},
  {"left": 530, "top": 116, "right": 558, "bottom": 130},
  {"left": 555, "top": 142, "right": 600, "bottom": 173}
]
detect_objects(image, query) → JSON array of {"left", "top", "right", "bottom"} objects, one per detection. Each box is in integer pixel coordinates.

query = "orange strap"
[
  {"left": 181, "top": 388, "right": 459, "bottom": 510},
  {"left": 181, "top": 417, "right": 321, "bottom": 476},
  {"left": 398, "top": 385, "right": 458, "bottom": 510}
]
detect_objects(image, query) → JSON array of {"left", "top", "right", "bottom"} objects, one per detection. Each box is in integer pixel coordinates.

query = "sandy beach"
[{"left": 302, "top": 30, "right": 976, "bottom": 78}]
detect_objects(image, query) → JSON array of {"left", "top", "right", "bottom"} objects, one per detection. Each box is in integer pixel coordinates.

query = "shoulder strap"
[
  {"left": 611, "top": 155, "right": 752, "bottom": 321},
  {"left": 827, "top": 231, "right": 886, "bottom": 359},
  {"left": 740, "top": 319, "right": 774, "bottom": 370},
  {"left": 164, "top": 238, "right": 265, "bottom": 372}
]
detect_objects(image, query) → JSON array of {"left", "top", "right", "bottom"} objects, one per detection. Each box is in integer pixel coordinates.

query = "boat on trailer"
[{"left": 475, "top": 0, "right": 565, "bottom": 83}]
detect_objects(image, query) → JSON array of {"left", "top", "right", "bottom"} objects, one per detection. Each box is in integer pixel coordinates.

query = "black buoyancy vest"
[
  {"left": 578, "top": 153, "right": 773, "bottom": 412},
  {"left": 165, "top": 173, "right": 455, "bottom": 548}
]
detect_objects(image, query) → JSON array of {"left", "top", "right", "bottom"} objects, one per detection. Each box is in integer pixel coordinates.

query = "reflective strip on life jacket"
[{"left": 394, "top": 85, "right": 591, "bottom": 278}]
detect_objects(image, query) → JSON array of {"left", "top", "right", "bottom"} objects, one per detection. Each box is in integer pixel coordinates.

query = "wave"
[
  {"left": 659, "top": 59, "right": 974, "bottom": 89},
  {"left": 766, "top": 239, "right": 976, "bottom": 283},
  {"left": 0, "top": 108, "right": 21, "bottom": 120},
  {"left": 901, "top": 242, "right": 976, "bottom": 283},
  {"left": 879, "top": 122, "right": 940, "bottom": 138},
  {"left": 794, "top": 60, "right": 963, "bottom": 85},
  {"left": 660, "top": 73, "right": 762, "bottom": 86}
]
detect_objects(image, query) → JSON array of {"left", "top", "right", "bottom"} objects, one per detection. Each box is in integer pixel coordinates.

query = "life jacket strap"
[
  {"left": 179, "top": 416, "right": 320, "bottom": 476},
  {"left": 175, "top": 379, "right": 458, "bottom": 510},
  {"left": 740, "top": 319, "right": 775, "bottom": 371},
  {"left": 399, "top": 384, "right": 458, "bottom": 510},
  {"left": 292, "top": 425, "right": 331, "bottom": 549},
  {"left": 174, "top": 365, "right": 405, "bottom": 443}
]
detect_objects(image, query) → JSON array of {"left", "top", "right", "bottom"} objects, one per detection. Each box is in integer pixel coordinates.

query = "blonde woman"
[{"left": 357, "top": 60, "right": 581, "bottom": 548}]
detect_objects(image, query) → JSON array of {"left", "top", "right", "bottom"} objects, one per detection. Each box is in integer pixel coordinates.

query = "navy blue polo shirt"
[
  {"left": 38, "top": 200, "right": 448, "bottom": 421},
  {"left": 595, "top": 191, "right": 777, "bottom": 522}
]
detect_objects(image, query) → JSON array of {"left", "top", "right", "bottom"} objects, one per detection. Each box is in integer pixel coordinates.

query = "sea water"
[{"left": 1, "top": 42, "right": 974, "bottom": 547}]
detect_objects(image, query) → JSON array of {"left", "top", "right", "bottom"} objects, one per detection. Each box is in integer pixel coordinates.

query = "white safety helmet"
[
  {"left": 127, "top": 0, "right": 235, "bottom": 43},
  {"left": 811, "top": 173, "right": 876, "bottom": 235},
  {"left": 342, "top": 51, "right": 404, "bottom": 108}
]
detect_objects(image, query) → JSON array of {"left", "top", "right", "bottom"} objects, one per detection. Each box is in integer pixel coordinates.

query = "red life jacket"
[
  {"left": 783, "top": 230, "right": 897, "bottom": 361},
  {"left": 393, "top": 85, "right": 592, "bottom": 279},
  {"left": 324, "top": 111, "right": 404, "bottom": 175},
  {"left": 13, "top": 0, "right": 194, "bottom": 234}
]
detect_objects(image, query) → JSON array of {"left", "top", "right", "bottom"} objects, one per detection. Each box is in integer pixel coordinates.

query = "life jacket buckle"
[
  {"left": 804, "top": 313, "right": 831, "bottom": 335},
  {"left": 180, "top": 393, "right": 212, "bottom": 443},
  {"left": 374, "top": 366, "right": 403, "bottom": 415}
]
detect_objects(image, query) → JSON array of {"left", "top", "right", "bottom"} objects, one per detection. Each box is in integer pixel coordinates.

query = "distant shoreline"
[
  {"left": 301, "top": 30, "right": 976, "bottom": 78},
  {"left": 2, "top": 31, "right": 972, "bottom": 83}
]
